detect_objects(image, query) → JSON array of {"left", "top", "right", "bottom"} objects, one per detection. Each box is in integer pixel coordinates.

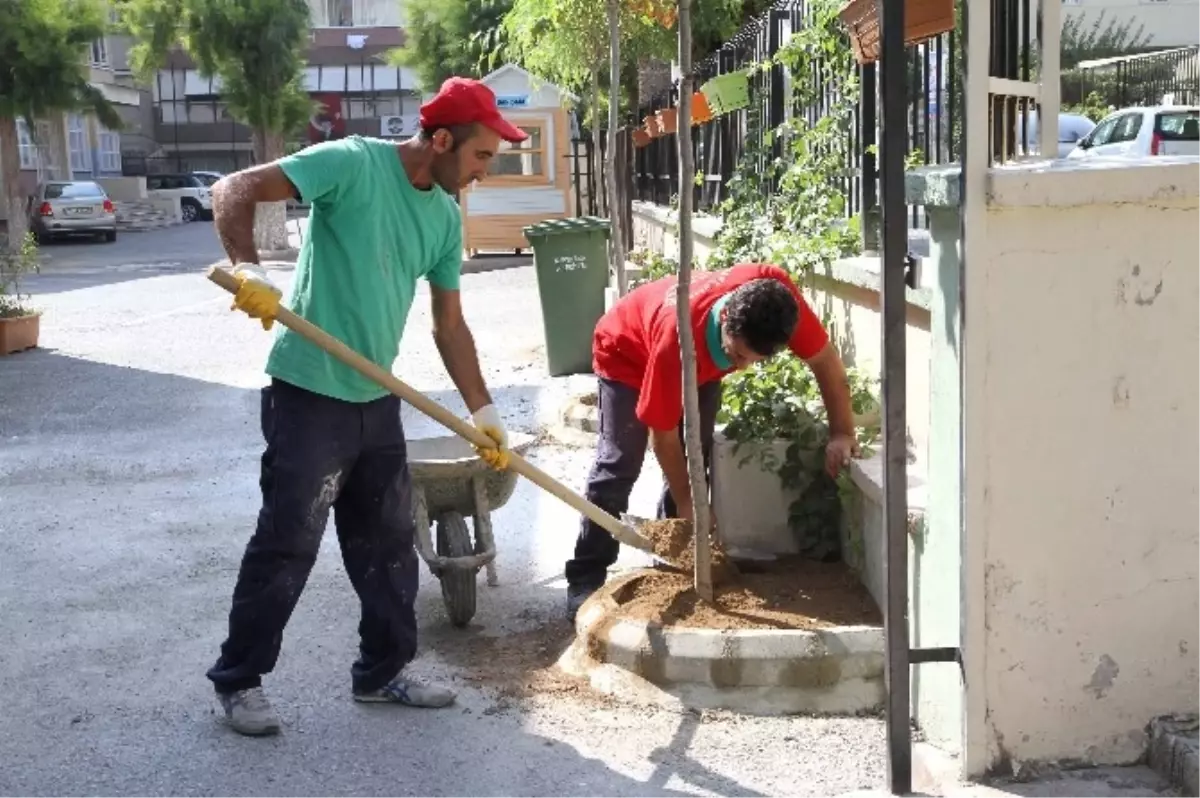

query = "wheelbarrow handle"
[{"left": 207, "top": 266, "right": 648, "bottom": 551}]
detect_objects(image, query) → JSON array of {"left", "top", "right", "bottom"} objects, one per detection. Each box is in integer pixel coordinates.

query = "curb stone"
[
  {"left": 1149, "top": 713, "right": 1199, "bottom": 796},
  {"left": 570, "top": 570, "right": 886, "bottom": 715},
  {"left": 560, "top": 392, "right": 599, "bottom": 434}
]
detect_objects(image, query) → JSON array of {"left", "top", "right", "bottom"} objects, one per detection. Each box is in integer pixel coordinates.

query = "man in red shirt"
[{"left": 565, "top": 263, "right": 859, "bottom": 619}]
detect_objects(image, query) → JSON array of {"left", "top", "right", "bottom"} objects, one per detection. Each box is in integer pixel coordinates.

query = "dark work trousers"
[
  {"left": 564, "top": 378, "right": 722, "bottom": 590},
  {"left": 206, "top": 379, "right": 419, "bottom": 695}
]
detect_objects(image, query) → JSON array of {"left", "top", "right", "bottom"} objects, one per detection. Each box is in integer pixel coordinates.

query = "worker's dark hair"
[
  {"left": 420, "top": 123, "right": 478, "bottom": 152},
  {"left": 722, "top": 278, "right": 799, "bottom": 356}
]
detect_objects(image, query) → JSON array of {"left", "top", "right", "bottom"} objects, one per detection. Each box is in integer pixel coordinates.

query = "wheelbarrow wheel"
[{"left": 435, "top": 511, "right": 476, "bottom": 628}]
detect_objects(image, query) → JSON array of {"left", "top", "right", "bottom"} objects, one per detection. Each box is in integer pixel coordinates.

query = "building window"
[
  {"left": 35, "top": 120, "right": 60, "bottom": 178},
  {"left": 16, "top": 119, "right": 37, "bottom": 170},
  {"left": 325, "top": 0, "right": 353, "bottom": 25},
  {"left": 90, "top": 37, "right": 108, "bottom": 66},
  {"left": 68, "top": 114, "right": 92, "bottom": 173},
  {"left": 489, "top": 124, "right": 547, "bottom": 182},
  {"left": 343, "top": 97, "right": 401, "bottom": 119},
  {"left": 99, "top": 128, "right": 122, "bottom": 173}
]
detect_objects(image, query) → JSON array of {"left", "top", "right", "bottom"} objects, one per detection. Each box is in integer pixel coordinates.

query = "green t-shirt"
[{"left": 265, "top": 135, "right": 462, "bottom": 403}]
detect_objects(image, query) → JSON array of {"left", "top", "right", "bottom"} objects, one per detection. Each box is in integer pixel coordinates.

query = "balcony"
[{"left": 154, "top": 120, "right": 253, "bottom": 147}]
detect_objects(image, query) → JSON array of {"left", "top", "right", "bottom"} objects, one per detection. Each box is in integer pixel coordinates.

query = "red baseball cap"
[{"left": 419, "top": 77, "right": 528, "bottom": 144}]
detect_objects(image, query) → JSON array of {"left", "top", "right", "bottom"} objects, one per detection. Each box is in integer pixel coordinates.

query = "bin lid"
[{"left": 522, "top": 216, "right": 612, "bottom": 239}]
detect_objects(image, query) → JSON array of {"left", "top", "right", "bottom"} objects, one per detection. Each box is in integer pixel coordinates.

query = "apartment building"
[
  {"left": 148, "top": 0, "right": 423, "bottom": 175},
  {"left": 1, "top": 15, "right": 149, "bottom": 224},
  {"left": 1063, "top": 0, "right": 1199, "bottom": 48}
]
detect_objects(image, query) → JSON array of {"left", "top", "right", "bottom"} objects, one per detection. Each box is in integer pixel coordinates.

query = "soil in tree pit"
[{"left": 628, "top": 519, "right": 881, "bottom": 631}]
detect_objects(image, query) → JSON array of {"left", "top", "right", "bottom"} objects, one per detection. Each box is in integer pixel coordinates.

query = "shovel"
[{"left": 206, "top": 266, "right": 674, "bottom": 562}]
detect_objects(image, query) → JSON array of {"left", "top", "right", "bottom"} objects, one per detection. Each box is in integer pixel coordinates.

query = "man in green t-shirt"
[{"left": 205, "top": 77, "right": 524, "bottom": 736}]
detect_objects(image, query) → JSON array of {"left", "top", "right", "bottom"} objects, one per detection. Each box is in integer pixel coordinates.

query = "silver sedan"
[{"left": 30, "top": 181, "right": 118, "bottom": 244}]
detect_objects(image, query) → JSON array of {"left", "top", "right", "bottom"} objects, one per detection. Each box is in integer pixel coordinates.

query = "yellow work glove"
[
  {"left": 231, "top": 265, "right": 282, "bottom": 331},
  {"left": 471, "top": 404, "right": 509, "bottom": 470}
]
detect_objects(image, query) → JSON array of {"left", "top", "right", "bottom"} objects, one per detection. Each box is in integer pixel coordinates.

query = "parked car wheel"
[
  {"left": 104, "top": 230, "right": 117, "bottom": 243},
  {"left": 181, "top": 200, "right": 200, "bottom": 222}
]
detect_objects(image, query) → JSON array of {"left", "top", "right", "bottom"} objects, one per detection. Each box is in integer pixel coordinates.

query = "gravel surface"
[{"left": 0, "top": 237, "right": 887, "bottom": 796}]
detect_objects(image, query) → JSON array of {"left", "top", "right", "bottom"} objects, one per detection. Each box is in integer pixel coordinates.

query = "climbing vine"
[{"left": 707, "top": 0, "right": 881, "bottom": 559}]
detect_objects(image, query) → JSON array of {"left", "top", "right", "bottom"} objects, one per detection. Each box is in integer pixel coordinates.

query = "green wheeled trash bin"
[{"left": 522, "top": 216, "right": 612, "bottom": 377}]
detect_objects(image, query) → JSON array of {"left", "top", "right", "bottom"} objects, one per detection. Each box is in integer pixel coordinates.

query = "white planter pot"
[{"left": 711, "top": 429, "right": 805, "bottom": 555}]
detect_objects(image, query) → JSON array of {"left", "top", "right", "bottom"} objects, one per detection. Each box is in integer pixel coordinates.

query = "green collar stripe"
[{"left": 706, "top": 294, "right": 732, "bottom": 370}]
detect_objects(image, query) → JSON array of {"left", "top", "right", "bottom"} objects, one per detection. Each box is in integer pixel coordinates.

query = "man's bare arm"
[
  {"left": 805, "top": 342, "right": 855, "bottom": 438},
  {"left": 650, "top": 428, "right": 693, "bottom": 518},
  {"left": 430, "top": 285, "right": 492, "bottom": 413},
  {"left": 211, "top": 164, "right": 298, "bottom": 266}
]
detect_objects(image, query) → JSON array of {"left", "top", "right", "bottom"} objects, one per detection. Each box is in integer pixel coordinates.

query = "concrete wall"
[
  {"left": 912, "top": 157, "right": 1200, "bottom": 776},
  {"left": 631, "top": 201, "right": 722, "bottom": 267}
]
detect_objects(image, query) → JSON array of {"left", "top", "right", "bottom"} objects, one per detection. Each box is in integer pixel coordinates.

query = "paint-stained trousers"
[
  {"left": 206, "top": 379, "right": 418, "bottom": 695},
  {"left": 564, "top": 377, "right": 722, "bottom": 590}
]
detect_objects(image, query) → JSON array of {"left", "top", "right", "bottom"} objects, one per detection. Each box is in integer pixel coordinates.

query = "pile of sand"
[
  {"left": 636, "top": 518, "right": 735, "bottom": 582},
  {"left": 615, "top": 557, "right": 882, "bottom": 631}
]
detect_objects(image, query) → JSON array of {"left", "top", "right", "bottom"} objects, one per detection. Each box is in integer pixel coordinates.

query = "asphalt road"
[{"left": 1, "top": 226, "right": 887, "bottom": 796}]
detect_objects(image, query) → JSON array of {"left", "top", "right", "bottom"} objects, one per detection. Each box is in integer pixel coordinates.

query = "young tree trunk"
[
  {"left": 251, "top": 128, "right": 289, "bottom": 253},
  {"left": 590, "top": 68, "right": 606, "bottom": 217},
  {"left": 606, "top": 0, "right": 627, "bottom": 295},
  {"left": 0, "top": 117, "right": 30, "bottom": 250},
  {"left": 674, "top": 0, "right": 712, "bottom": 602}
]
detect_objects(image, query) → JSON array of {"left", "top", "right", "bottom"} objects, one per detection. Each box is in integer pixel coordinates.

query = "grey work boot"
[
  {"left": 353, "top": 669, "right": 457, "bottom": 708},
  {"left": 217, "top": 687, "right": 282, "bottom": 736},
  {"left": 566, "top": 584, "right": 600, "bottom": 623}
]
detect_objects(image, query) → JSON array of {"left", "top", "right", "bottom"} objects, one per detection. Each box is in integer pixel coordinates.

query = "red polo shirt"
[{"left": 592, "top": 263, "right": 829, "bottom": 431}]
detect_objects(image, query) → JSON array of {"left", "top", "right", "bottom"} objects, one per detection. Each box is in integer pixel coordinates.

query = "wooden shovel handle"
[{"left": 207, "top": 266, "right": 645, "bottom": 549}]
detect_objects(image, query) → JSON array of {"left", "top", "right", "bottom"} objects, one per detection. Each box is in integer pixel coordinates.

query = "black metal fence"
[
  {"left": 1065, "top": 46, "right": 1200, "bottom": 109},
  {"left": 632, "top": 0, "right": 960, "bottom": 222},
  {"left": 567, "top": 137, "right": 604, "bottom": 217}
]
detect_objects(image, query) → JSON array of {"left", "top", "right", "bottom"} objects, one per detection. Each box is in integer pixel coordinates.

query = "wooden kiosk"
[{"left": 462, "top": 64, "right": 578, "bottom": 256}]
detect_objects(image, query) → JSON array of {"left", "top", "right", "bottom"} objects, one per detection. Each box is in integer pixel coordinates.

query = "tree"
[
  {"left": 0, "top": 0, "right": 122, "bottom": 250},
  {"left": 120, "top": 0, "right": 313, "bottom": 251},
  {"left": 1060, "top": 11, "right": 1151, "bottom": 71},
  {"left": 672, "top": 0, "right": 712, "bottom": 601},
  {"left": 390, "top": 0, "right": 512, "bottom": 93}
]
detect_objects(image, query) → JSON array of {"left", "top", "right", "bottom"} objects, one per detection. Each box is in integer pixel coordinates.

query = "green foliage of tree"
[
  {"left": 0, "top": 0, "right": 122, "bottom": 248},
  {"left": 390, "top": 0, "right": 512, "bottom": 92},
  {"left": 690, "top": 0, "right": 772, "bottom": 60},
  {"left": 503, "top": 0, "right": 747, "bottom": 107},
  {"left": 1060, "top": 11, "right": 1151, "bottom": 71},
  {"left": 119, "top": 0, "right": 313, "bottom": 162},
  {"left": 119, "top": 0, "right": 313, "bottom": 248}
]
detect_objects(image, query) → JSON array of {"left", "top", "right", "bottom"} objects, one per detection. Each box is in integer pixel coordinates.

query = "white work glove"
[
  {"left": 471, "top": 404, "right": 509, "bottom": 470},
  {"left": 231, "top": 263, "right": 283, "bottom": 330}
]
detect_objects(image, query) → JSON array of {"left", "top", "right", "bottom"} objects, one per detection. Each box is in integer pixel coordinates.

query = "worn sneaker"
[
  {"left": 217, "top": 687, "right": 281, "bottom": 736},
  {"left": 353, "top": 670, "right": 456, "bottom": 708},
  {"left": 566, "top": 584, "right": 600, "bottom": 622}
]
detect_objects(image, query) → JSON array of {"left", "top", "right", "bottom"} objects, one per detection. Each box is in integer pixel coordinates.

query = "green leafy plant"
[
  {"left": 628, "top": 246, "right": 679, "bottom": 287},
  {"left": 0, "top": 233, "right": 41, "bottom": 319},
  {"left": 703, "top": 0, "right": 882, "bottom": 558},
  {"left": 1, "top": 0, "right": 123, "bottom": 249},
  {"left": 1063, "top": 90, "right": 1113, "bottom": 123}
]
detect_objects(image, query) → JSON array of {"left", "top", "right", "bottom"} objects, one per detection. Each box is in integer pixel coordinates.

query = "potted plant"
[
  {"left": 837, "top": 0, "right": 955, "bottom": 64},
  {"left": 0, "top": 233, "right": 42, "bottom": 355},
  {"left": 656, "top": 106, "right": 679, "bottom": 135}
]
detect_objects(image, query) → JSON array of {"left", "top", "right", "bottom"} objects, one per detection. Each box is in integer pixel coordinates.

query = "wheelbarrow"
[
  {"left": 408, "top": 431, "right": 535, "bottom": 627},
  {"left": 206, "top": 267, "right": 674, "bottom": 611}
]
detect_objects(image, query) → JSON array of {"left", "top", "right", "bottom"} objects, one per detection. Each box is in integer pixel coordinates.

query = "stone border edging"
[
  {"left": 560, "top": 393, "right": 599, "bottom": 434},
  {"left": 569, "top": 570, "right": 886, "bottom": 715}
]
